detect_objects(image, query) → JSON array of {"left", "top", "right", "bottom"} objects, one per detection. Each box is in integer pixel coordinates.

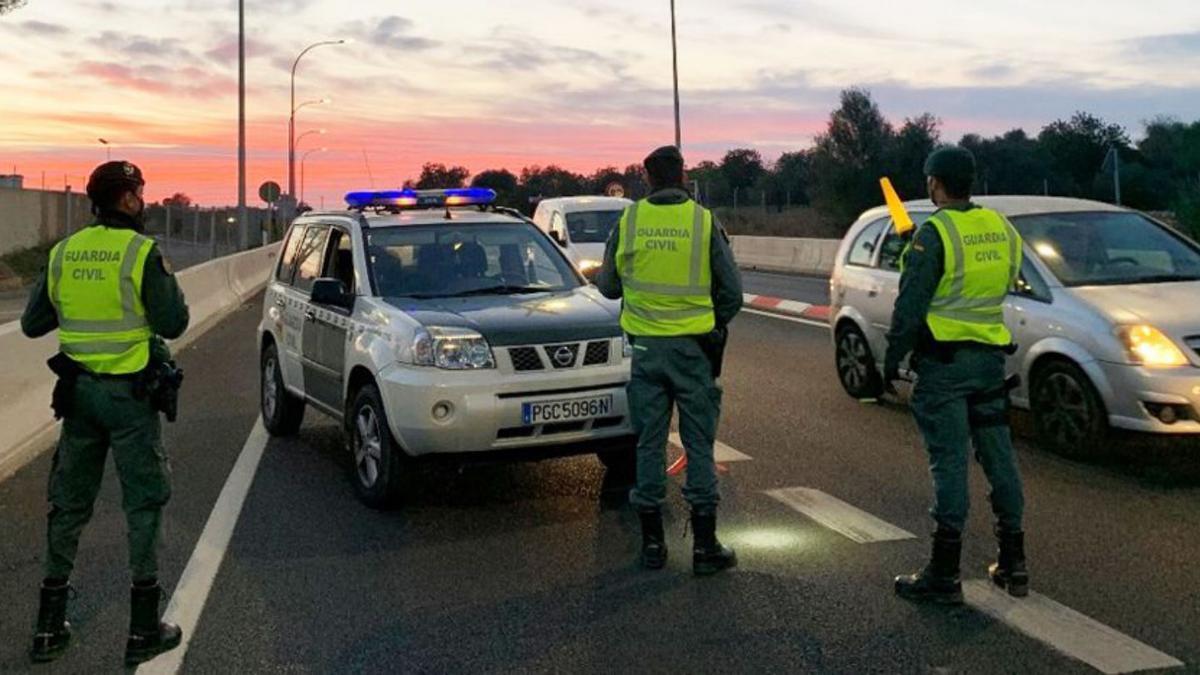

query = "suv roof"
[
  {"left": 537, "top": 196, "right": 632, "bottom": 213},
  {"left": 857, "top": 195, "right": 1129, "bottom": 223}
]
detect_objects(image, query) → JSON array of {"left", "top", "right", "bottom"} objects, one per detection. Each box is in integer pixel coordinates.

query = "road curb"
[{"left": 742, "top": 293, "right": 831, "bottom": 323}]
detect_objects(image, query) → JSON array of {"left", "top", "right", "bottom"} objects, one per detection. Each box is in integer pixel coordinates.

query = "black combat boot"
[
  {"left": 691, "top": 506, "right": 737, "bottom": 576},
  {"left": 638, "top": 507, "right": 668, "bottom": 570},
  {"left": 894, "top": 528, "right": 964, "bottom": 605},
  {"left": 125, "top": 582, "right": 182, "bottom": 666},
  {"left": 988, "top": 528, "right": 1029, "bottom": 597},
  {"left": 31, "top": 580, "right": 72, "bottom": 663}
]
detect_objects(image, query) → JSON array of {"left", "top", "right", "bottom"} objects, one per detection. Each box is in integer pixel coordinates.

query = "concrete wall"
[
  {"left": 0, "top": 244, "right": 280, "bottom": 483},
  {"left": 0, "top": 187, "right": 92, "bottom": 256},
  {"left": 730, "top": 236, "right": 840, "bottom": 276}
]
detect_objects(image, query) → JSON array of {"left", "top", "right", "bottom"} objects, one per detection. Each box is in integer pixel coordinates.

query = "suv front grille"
[
  {"left": 509, "top": 347, "right": 544, "bottom": 372},
  {"left": 583, "top": 340, "right": 610, "bottom": 366},
  {"left": 545, "top": 344, "right": 580, "bottom": 369}
]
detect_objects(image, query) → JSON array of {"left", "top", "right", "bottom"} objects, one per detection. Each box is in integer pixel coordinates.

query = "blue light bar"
[{"left": 345, "top": 188, "right": 496, "bottom": 210}]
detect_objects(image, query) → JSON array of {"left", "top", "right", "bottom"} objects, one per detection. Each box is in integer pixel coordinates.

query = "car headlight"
[
  {"left": 1117, "top": 325, "right": 1189, "bottom": 367},
  {"left": 411, "top": 326, "right": 495, "bottom": 370},
  {"left": 578, "top": 259, "right": 601, "bottom": 273},
  {"left": 622, "top": 334, "right": 633, "bottom": 359}
]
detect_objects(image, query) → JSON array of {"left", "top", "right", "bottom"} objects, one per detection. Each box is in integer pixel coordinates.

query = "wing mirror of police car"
[{"left": 310, "top": 278, "right": 354, "bottom": 311}]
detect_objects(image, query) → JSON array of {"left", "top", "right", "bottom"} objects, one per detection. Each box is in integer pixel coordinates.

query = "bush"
[
  {"left": 1171, "top": 187, "right": 1200, "bottom": 242},
  {"left": 0, "top": 241, "right": 55, "bottom": 282}
]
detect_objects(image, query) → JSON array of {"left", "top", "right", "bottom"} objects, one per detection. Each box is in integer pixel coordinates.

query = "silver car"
[{"left": 829, "top": 196, "right": 1200, "bottom": 456}]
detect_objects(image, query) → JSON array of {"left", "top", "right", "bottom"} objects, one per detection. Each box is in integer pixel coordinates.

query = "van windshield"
[
  {"left": 567, "top": 210, "right": 624, "bottom": 243},
  {"left": 366, "top": 223, "right": 580, "bottom": 298},
  {"left": 1011, "top": 212, "right": 1200, "bottom": 287}
]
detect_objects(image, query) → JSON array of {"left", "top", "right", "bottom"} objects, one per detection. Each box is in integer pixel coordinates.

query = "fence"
[{"left": 143, "top": 205, "right": 284, "bottom": 270}]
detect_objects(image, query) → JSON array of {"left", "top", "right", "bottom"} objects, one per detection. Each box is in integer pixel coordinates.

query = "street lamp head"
[
  {"left": 320, "top": 97, "right": 332, "bottom": 104},
  {"left": 338, "top": 38, "right": 353, "bottom": 45},
  {"left": 97, "top": 138, "right": 109, "bottom": 145}
]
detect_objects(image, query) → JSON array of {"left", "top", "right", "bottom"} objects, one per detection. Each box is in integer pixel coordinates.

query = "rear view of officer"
[
  {"left": 596, "top": 145, "right": 743, "bottom": 575},
  {"left": 22, "top": 161, "right": 189, "bottom": 664},
  {"left": 884, "top": 147, "right": 1029, "bottom": 604}
]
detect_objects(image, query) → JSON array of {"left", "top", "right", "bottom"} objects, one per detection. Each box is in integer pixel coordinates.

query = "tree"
[
  {"left": 586, "top": 166, "right": 626, "bottom": 195},
  {"left": 0, "top": 0, "right": 27, "bottom": 15},
  {"left": 1038, "top": 112, "right": 1130, "bottom": 199},
  {"left": 688, "top": 160, "right": 729, "bottom": 206},
  {"left": 622, "top": 164, "right": 649, "bottom": 200},
  {"left": 519, "top": 165, "right": 585, "bottom": 198},
  {"left": 470, "top": 169, "right": 519, "bottom": 208},
  {"left": 887, "top": 114, "right": 940, "bottom": 199},
  {"left": 960, "top": 129, "right": 1050, "bottom": 196},
  {"left": 759, "top": 151, "right": 810, "bottom": 211},
  {"left": 808, "top": 88, "right": 895, "bottom": 225},
  {"left": 720, "top": 149, "right": 766, "bottom": 195},
  {"left": 415, "top": 162, "right": 470, "bottom": 189},
  {"left": 162, "top": 193, "right": 192, "bottom": 208}
]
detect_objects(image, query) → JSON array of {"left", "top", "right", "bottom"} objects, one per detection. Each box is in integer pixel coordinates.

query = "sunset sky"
[{"left": 1, "top": 0, "right": 1198, "bottom": 207}]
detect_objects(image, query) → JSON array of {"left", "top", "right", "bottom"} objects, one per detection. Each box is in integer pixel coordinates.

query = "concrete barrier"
[
  {"left": 731, "top": 236, "right": 840, "bottom": 276},
  {"left": 0, "top": 244, "right": 279, "bottom": 482}
]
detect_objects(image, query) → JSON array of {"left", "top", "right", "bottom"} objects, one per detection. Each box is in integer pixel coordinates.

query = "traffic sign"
[
  {"left": 605, "top": 182, "right": 626, "bottom": 198},
  {"left": 259, "top": 181, "right": 281, "bottom": 204}
]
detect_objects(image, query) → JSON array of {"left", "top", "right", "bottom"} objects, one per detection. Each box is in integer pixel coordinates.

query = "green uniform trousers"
[
  {"left": 45, "top": 375, "right": 171, "bottom": 582},
  {"left": 627, "top": 336, "right": 722, "bottom": 508},
  {"left": 910, "top": 346, "right": 1024, "bottom": 534}
]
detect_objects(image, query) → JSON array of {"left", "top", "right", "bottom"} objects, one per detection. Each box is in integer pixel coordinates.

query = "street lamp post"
[
  {"left": 296, "top": 128, "right": 327, "bottom": 151},
  {"left": 670, "top": 0, "right": 681, "bottom": 150},
  {"left": 300, "top": 147, "right": 326, "bottom": 205},
  {"left": 289, "top": 40, "right": 346, "bottom": 200},
  {"left": 237, "top": 0, "right": 248, "bottom": 249},
  {"left": 98, "top": 138, "right": 111, "bottom": 161}
]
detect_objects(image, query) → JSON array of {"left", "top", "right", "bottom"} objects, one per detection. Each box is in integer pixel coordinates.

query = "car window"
[
  {"left": 566, "top": 210, "right": 624, "bottom": 243},
  {"left": 293, "top": 225, "right": 330, "bottom": 294},
  {"left": 1012, "top": 212, "right": 1200, "bottom": 286},
  {"left": 877, "top": 213, "right": 934, "bottom": 272},
  {"left": 275, "top": 225, "right": 305, "bottom": 285},
  {"left": 365, "top": 222, "right": 580, "bottom": 298},
  {"left": 1013, "top": 256, "right": 1052, "bottom": 302},
  {"left": 846, "top": 217, "right": 888, "bottom": 267},
  {"left": 322, "top": 229, "right": 356, "bottom": 294}
]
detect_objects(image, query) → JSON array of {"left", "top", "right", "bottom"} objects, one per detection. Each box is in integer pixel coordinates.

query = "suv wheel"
[
  {"left": 597, "top": 438, "right": 637, "bottom": 477},
  {"left": 349, "top": 383, "right": 404, "bottom": 509},
  {"left": 261, "top": 342, "right": 305, "bottom": 436},
  {"left": 1031, "top": 359, "right": 1107, "bottom": 457},
  {"left": 835, "top": 323, "right": 884, "bottom": 399}
]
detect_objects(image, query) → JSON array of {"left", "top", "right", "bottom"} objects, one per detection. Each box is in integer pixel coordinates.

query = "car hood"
[
  {"left": 569, "top": 243, "right": 606, "bottom": 263},
  {"left": 1070, "top": 281, "right": 1200, "bottom": 337},
  {"left": 383, "top": 287, "right": 621, "bottom": 346}
]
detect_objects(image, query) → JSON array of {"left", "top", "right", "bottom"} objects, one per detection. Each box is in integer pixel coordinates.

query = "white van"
[{"left": 532, "top": 196, "right": 633, "bottom": 277}]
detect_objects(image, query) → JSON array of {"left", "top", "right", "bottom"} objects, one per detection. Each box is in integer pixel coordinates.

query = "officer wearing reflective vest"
[
  {"left": 596, "top": 145, "right": 743, "bottom": 576},
  {"left": 883, "top": 147, "right": 1029, "bottom": 605},
  {"left": 21, "top": 161, "right": 188, "bottom": 664}
]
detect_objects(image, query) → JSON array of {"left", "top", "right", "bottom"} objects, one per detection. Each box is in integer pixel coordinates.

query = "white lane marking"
[
  {"left": 669, "top": 432, "right": 753, "bottom": 462},
  {"left": 0, "top": 319, "right": 22, "bottom": 337},
  {"left": 743, "top": 307, "right": 828, "bottom": 329},
  {"left": 963, "top": 581, "right": 1184, "bottom": 674},
  {"left": 138, "top": 420, "right": 270, "bottom": 674},
  {"left": 765, "top": 487, "right": 916, "bottom": 543}
]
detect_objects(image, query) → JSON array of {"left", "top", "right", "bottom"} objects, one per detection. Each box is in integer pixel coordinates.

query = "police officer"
[
  {"left": 22, "top": 161, "right": 189, "bottom": 664},
  {"left": 884, "top": 147, "right": 1029, "bottom": 604},
  {"left": 596, "top": 146, "right": 743, "bottom": 575}
]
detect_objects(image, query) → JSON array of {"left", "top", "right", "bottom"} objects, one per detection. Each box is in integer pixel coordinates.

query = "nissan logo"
[{"left": 552, "top": 346, "right": 574, "bottom": 367}]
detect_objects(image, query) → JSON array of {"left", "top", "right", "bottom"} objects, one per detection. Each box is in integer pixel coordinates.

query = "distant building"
[{"left": 0, "top": 174, "right": 24, "bottom": 189}]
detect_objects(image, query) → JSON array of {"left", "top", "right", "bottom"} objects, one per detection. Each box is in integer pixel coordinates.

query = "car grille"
[
  {"left": 1186, "top": 336, "right": 1200, "bottom": 359},
  {"left": 507, "top": 340, "right": 615, "bottom": 373},
  {"left": 509, "top": 347, "right": 544, "bottom": 372}
]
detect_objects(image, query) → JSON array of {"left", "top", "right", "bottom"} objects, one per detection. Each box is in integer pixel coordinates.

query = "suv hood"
[
  {"left": 383, "top": 287, "right": 622, "bottom": 346},
  {"left": 1070, "top": 281, "right": 1200, "bottom": 337}
]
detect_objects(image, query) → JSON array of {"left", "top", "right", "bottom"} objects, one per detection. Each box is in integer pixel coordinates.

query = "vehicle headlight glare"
[
  {"left": 410, "top": 327, "right": 495, "bottom": 370},
  {"left": 1118, "top": 325, "right": 1189, "bottom": 368}
]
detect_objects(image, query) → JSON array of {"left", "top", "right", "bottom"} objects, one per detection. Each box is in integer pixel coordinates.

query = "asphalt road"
[
  {"left": 741, "top": 270, "right": 831, "bottom": 306},
  {"left": 1, "top": 289, "right": 1198, "bottom": 673}
]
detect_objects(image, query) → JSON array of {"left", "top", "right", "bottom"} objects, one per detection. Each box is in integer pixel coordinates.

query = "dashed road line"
[
  {"left": 669, "top": 432, "right": 753, "bottom": 463},
  {"left": 963, "top": 581, "right": 1184, "bottom": 674},
  {"left": 138, "top": 420, "right": 270, "bottom": 674},
  {"left": 765, "top": 487, "right": 916, "bottom": 543}
]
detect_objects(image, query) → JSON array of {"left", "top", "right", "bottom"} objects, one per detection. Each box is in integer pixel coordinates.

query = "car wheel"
[
  {"left": 349, "top": 383, "right": 404, "bottom": 509},
  {"left": 597, "top": 438, "right": 637, "bottom": 477},
  {"left": 1031, "top": 359, "right": 1107, "bottom": 457},
  {"left": 261, "top": 342, "right": 305, "bottom": 436},
  {"left": 835, "top": 323, "right": 884, "bottom": 399}
]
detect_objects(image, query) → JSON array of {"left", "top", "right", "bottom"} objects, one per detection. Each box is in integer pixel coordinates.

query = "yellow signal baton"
[{"left": 880, "top": 177, "right": 915, "bottom": 235}]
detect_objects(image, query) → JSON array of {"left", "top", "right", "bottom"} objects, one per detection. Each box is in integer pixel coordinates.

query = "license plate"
[{"left": 522, "top": 395, "right": 613, "bottom": 425}]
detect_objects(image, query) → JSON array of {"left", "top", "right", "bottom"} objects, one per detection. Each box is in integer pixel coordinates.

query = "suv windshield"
[
  {"left": 566, "top": 210, "right": 624, "bottom": 243},
  {"left": 366, "top": 222, "right": 580, "bottom": 298},
  {"left": 1012, "top": 211, "right": 1200, "bottom": 287}
]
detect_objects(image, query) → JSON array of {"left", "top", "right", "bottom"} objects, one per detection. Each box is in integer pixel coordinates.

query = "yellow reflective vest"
[
  {"left": 918, "top": 207, "right": 1023, "bottom": 346},
  {"left": 615, "top": 199, "right": 715, "bottom": 336},
  {"left": 47, "top": 225, "right": 155, "bottom": 374}
]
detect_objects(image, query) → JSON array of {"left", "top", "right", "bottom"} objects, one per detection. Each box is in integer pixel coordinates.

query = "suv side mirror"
[
  {"left": 550, "top": 230, "right": 567, "bottom": 247},
  {"left": 311, "top": 278, "right": 354, "bottom": 310}
]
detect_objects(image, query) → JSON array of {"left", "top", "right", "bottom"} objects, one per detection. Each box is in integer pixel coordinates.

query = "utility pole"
[
  {"left": 237, "top": 0, "right": 248, "bottom": 250},
  {"left": 670, "top": 0, "right": 682, "bottom": 150},
  {"left": 1113, "top": 149, "right": 1122, "bottom": 206}
]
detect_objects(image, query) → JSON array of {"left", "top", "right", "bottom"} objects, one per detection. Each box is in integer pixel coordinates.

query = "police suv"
[{"left": 259, "top": 188, "right": 635, "bottom": 507}]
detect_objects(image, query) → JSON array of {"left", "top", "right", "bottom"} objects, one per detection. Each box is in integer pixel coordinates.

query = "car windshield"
[
  {"left": 566, "top": 210, "right": 624, "bottom": 243},
  {"left": 366, "top": 222, "right": 580, "bottom": 298},
  {"left": 1011, "top": 211, "right": 1200, "bottom": 287}
]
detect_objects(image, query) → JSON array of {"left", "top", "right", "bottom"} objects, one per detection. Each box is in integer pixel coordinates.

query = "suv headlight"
[
  {"left": 1117, "top": 325, "right": 1189, "bottom": 367},
  {"left": 622, "top": 334, "right": 633, "bottom": 359},
  {"left": 412, "top": 326, "right": 495, "bottom": 370}
]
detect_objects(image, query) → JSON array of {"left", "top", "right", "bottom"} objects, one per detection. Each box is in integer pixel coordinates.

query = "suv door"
[
  {"left": 271, "top": 224, "right": 311, "bottom": 391},
  {"left": 838, "top": 216, "right": 889, "bottom": 330},
  {"left": 303, "top": 227, "right": 356, "bottom": 412},
  {"left": 289, "top": 223, "right": 331, "bottom": 402}
]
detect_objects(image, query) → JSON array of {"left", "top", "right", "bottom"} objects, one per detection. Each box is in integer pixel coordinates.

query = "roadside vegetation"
[{"left": 0, "top": 241, "right": 53, "bottom": 287}]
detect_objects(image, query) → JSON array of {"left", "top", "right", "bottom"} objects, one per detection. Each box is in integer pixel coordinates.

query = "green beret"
[{"left": 923, "top": 147, "right": 976, "bottom": 182}]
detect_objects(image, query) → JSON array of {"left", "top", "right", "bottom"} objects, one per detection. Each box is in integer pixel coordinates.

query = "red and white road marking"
[{"left": 742, "top": 293, "right": 830, "bottom": 323}]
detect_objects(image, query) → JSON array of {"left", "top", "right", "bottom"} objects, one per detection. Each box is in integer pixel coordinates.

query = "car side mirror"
[
  {"left": 550, "top": 230, "right": 567, "bottom": 247},
  {"left": 311, "top": 278, "right": 354, "bottom": 310}
]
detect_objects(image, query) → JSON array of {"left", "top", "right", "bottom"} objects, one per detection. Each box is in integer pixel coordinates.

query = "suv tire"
[
  {"left": 1031, "top": 358, "right": 1108, "bottom": 458},
  {"left": 261, "top": 342, "right": 305, "bottom": 436},
  {"left": 349, "top": 383, "right": 404, "bottom": 509},
  {"left": 597, "top": 437, "right": 638, "bottom": 478},
  {"left": 835, "top": 323, "right": 884, "bottom": 399}
]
